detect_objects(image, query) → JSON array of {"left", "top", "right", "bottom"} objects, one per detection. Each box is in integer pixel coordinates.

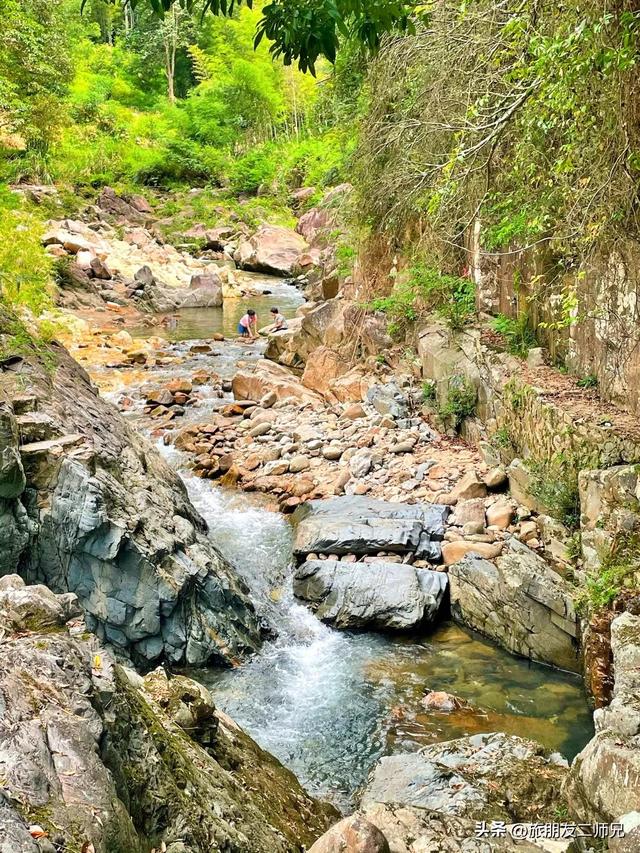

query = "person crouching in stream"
[
  {"left": 266, "top": 306, "right": 288, "bottom": 333},
  {"left": 237, "top": 308, "right": 258, "bottom": 342}
]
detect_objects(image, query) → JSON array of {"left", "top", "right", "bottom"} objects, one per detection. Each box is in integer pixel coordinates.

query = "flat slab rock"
[
  {"left": 361, "top": 732, "right": 569, "bottom": 825},
  {"left": 292, "top": 496, "right": 449, "bottom": 561},
  {"left": 293, "top": 559, "right": 448, "bottom": 630}
]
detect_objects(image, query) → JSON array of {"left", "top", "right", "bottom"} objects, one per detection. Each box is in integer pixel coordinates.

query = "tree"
[
  {"left": 84, "top": 0, "right": 419, "bottom": 73},
  {"left": 125, "top": 3, "right": 196, "bottom": 101},
  {"left": 0, "top": 0, "right": 74, "bottom": 153}
]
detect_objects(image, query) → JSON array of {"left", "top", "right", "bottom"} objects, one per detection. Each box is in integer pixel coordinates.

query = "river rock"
[
  {"left": 308, "top": 814, "right": 390, "bottom": 853},
  {"left": 292, "top": 496, "right": 449, "bottom": 561},
  {"left": 0, "top": 574, "right": 80, "bottom": 633},
  {"left": 233, "top": 360, "right": 323, "bottom": 407},
  {"left": 361, "top": 804, "right": 548, "bottom": 853},
  {"left": 366, "top": 382, "right": 409, "bottom": 420},
  {"left": 0, "top": 320, "right": 261, "bottom": 668},
  {"left": 361, "top": 732, "right": 568, "bottom": 823},
  {"left": 234, "top": 225, "right": 309, "bottom": 276},
  {"left": 564, "top": 612, "right": 640, "bottom": 822},
  {"left": 293, "top": 559, "right": 448, "bottom": 630},
  {"left": 0, "top": 627, "right": 336, "bottom": 853},
  {"left": 448, "top": 539, "right": 579, "bottom": 670}
]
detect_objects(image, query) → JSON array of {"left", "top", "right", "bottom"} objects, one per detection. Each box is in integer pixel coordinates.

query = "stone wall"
[{"left": 469, "top": 222, "right": 640, "bottom": 415}]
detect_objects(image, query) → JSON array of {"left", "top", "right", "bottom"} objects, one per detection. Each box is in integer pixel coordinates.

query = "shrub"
[
  {"left": 439, "top": 375, "right": 477, "bottom": 430},
  {"left": 577, "top": 534, "right": 640, "bottom": 613},
  {"left": 492, "top": 313, "right": 537, "bottom": 358},
  {"left": 229, "top": 147, "right": 279, "bottom": 195},
  {"left": 0, "top": 191, "right": 54, "bottom": 315},
  {"left": 526, "top": 455, "right": 581, "bottom": 529},
  {"left": 372, "top": 264, "right": 476, "bottom": 336}
]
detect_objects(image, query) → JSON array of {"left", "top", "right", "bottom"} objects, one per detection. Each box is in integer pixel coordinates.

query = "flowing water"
[
  {"left": 110, "top": 281, "right": 594, "bottom": 812},
  {"left": 164, "top": 452, "right": 594, "bottom": 811}
]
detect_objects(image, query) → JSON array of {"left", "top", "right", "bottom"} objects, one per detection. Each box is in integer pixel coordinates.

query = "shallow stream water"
[{"left": 105, "top": 280, "right": 594, "bottom": 812}]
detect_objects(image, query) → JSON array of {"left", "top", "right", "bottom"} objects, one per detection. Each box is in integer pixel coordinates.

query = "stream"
[{"left": 101, "top": 275, "right": 594, "bottom": 812}]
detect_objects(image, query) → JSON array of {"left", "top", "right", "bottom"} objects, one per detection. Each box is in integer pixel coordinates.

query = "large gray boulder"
[
  {"left": 0, "top": 626, "right": 335, "bottom": 853},
  {"left": 448, "top": 539, "right": 579, "bottom": 671},
  {"left": 292, "top": 496, "right": 449, "bottom": 562},
  {"left": 565, "top": 612, "right": 640, "bottom": 822},
  {"left": 0, "top": 332, "right": 260, "bottom": 668},
  {"left": 361, "top": 733, "right": 569, "bottom": 824},
  {"left": 293, "top": 560, "right": 447, "bottom": 630}
]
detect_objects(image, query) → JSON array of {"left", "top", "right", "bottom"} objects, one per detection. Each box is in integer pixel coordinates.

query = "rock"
[
  {"left": 486, "top": 499, "right": 515, "bottom": 529},
  {"left": 0, "top": 404, "right": 26, "bottom": 499},
  {"left": 233, "top": 360, "right": 323, "bottom": 408},
  {"left": 526, "top": 347, "right": 546, "bottom": 368},
  {"left": 97, "top": 185, "right": 146, "bottom": 222},
  {"left": 308, "top": 815, "right": 390, "bottom": 853},
  {"left": 450, "top": 471, "right": 487, "bottom": 501},
  {"left": 293, "top": 559, "right": 447, "bottom": 630},
  {"left": 183, "top": 272, "right": 223, "bottom": 308},
  {"left": 322, "top": 446, "right": 344, "bottom": 461},
  {"left": 250, "top": 422, "right": 272, "bottom": 438},
  {"left": 292, "top": 496, "right": 449, "bottom": 560},
  {"left": 0, "top": 575, "right": 80, "bottom": 633},
  {"left": 260, "top": 391, "right": 277, "bottom": 408},
  {"left": 0, "top": 334, "right": 261, "bottom": 668},
  {"left": 366, "top": 382, "right": 409, "bottom": 420},
  {"left": 565, "top": 612, "right": 640, "bottom": 821},
  {"left": 302, "top": 346, "right": 350, "bottom": 397},
  {"left": 421, "top": 691, "right": 469, "bottom": 712},
  {"left": 289, "top": 455, "right": 311, "bottom": 473},
  {"left": 484, "top": 465, "right": 508, "bottom": 489},
  {"left": 448, "top": 539, "right": 579, "bottom": 670},
  {"left": 362, "top": 803, "right": 547, "bottom": 853},
  {"left": 507, "top": 459, "right": 546, "bottom": 514},
  {"left": 362, "top": 732, "right": 568, "bottom": 824},
  {"left": 350, "top": 450, "right": 373, "bottom": 478},
  {"left": 450, "top": 498, "right": 485, "bottom": 528},
  {"left": 537, "top": 515, "right": 574, "bottom": 564},
  {"left": 112, "top": 330, "right": 134, "bottom": 349},
  {"left": 234, "top": 225, "right": 309, "bottom": 276},
  {"left": 0, "top": 630, "right": 336, "bottom": 853},
  {"left": 342, "top": 403, "right": 367, "bottom": 420},
  {"left": 441, "top": 540, "right": 503, "bottom": 564}
]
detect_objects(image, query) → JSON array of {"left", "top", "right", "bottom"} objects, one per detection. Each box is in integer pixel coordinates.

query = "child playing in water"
[
  {"left": 268, "top": 306, "right": 288, "bottom": 332},
  {"left": 238, "top": 309, "right": 258, "bottom": 341}
]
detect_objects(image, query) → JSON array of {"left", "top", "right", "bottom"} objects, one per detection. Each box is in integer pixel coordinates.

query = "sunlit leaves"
[{"left": 81, "top": 0, "right": 419, "bottom": 73}]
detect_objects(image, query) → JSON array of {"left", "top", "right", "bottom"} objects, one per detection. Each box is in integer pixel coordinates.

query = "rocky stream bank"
[{"left": 1, "top": 184, "right": 639, "bottom": 851}]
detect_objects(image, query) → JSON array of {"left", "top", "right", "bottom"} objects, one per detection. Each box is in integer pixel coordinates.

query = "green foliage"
[
  {"left": 372, "top": 264, "right": 475, "bottom": 336},
  {"left": 492, "top": 313, "right": 537, "bottom": 358},
  {"left": 354, "top": 1, "right": 640, "bottom": 302},
  {"left": 439, "top": 375, "right": 476, "bottom": 430},
  {"left": 230, "top": 146, "right": 279, "bottom": 194},
  {"left": 578, "top": 534, "right": 640, "bottom": 614},
  {"left": 577, "top": 373, "right": 598, "bottom": 390},
  {"left": 421, "top": 380, "right": 436, "bottom": 403},
  {"left": 493, "top": 425, "right": 513, "bottom": 449},
  {"left": 0, "top": 0, "right": 75, "bottom": 155},
  {"left": 526, "top": 455, "right": 581, "bottom": 530},
  {"left": 0, "top": 189, "right": 54, "bottom": 315}
]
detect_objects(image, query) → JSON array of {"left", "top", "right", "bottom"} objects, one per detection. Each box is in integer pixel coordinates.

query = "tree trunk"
[{"left": 164, "top": 6, "right": 178, "bottom": 104}]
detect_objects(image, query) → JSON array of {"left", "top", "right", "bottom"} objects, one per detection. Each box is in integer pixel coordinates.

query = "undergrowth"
[{"left": 372, "top": 263, "right": 475, "bottom": 337}]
